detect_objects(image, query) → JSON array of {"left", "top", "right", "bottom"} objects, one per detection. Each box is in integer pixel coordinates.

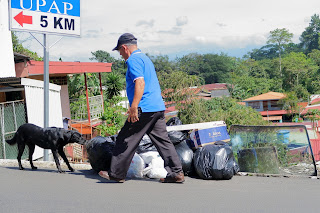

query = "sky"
[{"left": 16, "top": 0, "right": 320, "bottom": 62}]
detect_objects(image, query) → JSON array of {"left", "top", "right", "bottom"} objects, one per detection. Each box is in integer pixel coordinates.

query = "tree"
[
  {"left": 282, "top": 52, "right": 317, "bottom": 95},
  {"left": 280, "top": 91, "right": 303, "bottom": 118},
  {"left": 267, "top": 28, "right": 293, "bottom": 86},
  {"left": 11, "top": 32, "right": 42, "bottom": 61},
  {"left": 105, "top": 72, "right": 125, "bottom": 100},
  {"left": 89, "top": 50, "right": 115, "bottom": 63},
  {"left": 299, "top": 14, "right": 320, "bottom": 54},
  {"left": 148, "top": 54, "right": 175, "bottom": 73}
]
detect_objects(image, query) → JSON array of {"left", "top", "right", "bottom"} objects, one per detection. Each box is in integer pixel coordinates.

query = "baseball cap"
[{"left": 112, "top": 33, "right": 137, "bottom": 51}]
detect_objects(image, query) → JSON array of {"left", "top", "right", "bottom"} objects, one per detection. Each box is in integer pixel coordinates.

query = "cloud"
[
  {"left": 136, "top": 19, "right": 155, "bottom": 28},
  {"left": 217, "top": 23, "right": 227, "bottom": 27},
  {"left": 158, "top": 27, "right": 182, "bottom": 35},
  {"left": 176, "top": 16, "right": 188, "bottom": 26}
]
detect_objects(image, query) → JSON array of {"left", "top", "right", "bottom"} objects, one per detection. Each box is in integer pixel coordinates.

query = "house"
[
  {"left": 201, "top": 83, "right": 230, "bottom": 98},
  {"left": 243, "top": 92, "right": 287, "bottom": 121},
  {"left": 163, "top": 83, "right": 230, "bottom": 118}
]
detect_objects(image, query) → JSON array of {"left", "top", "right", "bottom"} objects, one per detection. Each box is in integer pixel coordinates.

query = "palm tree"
[{"left": 105, "top": 72, "right": 125, "bottom": 99}]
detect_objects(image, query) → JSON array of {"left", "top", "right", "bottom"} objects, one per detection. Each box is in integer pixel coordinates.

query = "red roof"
[
  {"left": 15, "top": 60, "right": 112, "bottom": 77},
  {"left": 300, "top": 105, "right": 320, "bottom": 115},
  {"left": 311, "top": 98, "right": 320, "bottom": 105},
  {"left": 259, "top": 110, "right": 288, "bottom": 116}
]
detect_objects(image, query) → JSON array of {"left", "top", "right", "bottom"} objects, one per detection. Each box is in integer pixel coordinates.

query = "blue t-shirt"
[{"left": 126, "top": 49, "right": 165, "bottom": 112}]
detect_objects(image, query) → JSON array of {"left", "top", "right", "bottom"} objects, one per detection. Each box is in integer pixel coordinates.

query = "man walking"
[{"left": 99, "top": 33, "right": 184, "bottom": 183}]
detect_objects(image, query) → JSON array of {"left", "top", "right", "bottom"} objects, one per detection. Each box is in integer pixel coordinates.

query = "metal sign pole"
[{"left": 43, "top": 33, "right": 49, "bottom": 161}]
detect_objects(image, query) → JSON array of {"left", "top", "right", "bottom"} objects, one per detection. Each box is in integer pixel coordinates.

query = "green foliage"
[
  {"left": 148, "top": 54, "right": 175, "bottom": 73},
  {"left": 280, "top": 92, "right": 301, "bottom": 116},
  {"left": 90, "top": 50, "right": 115, "bottom": 63},
  {"left": 300, "top": 14, "right": 320, "bottom": 54},
  {"left": 175, "top": 53, "right": 235, "bottom": 84},
  {"left": 157, "top": 70, "right": 203, "bottom": 102},
  {"left": 68, "top": 73, "right": 100, "bottom": 99},
  {"left": 11, "top": 32, "right": 42, "bottom": 61},
  {"left": 104, "top": 72, "right": 125, "bottom": 99},
  {"left": 178, "top": 97, "right": 268, "bottom": 129},
  {"left": 96, "top": 99, "right": 126, "bottom": 136}
]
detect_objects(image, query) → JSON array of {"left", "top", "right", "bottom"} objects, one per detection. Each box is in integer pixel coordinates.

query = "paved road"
[{"left": 0, "top": 164, "right": 319, "bottom": 213}]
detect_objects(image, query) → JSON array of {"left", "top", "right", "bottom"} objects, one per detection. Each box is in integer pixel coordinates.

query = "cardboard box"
[{"left": 189, "top": 126, "right": 230, "bottom": 149}]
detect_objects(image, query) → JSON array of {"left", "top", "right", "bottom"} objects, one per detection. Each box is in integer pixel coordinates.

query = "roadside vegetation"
[{"left": 13, "top": 14, "right": 320, "bottom": 136}]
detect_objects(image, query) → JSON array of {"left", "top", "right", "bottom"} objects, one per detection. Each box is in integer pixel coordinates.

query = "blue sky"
[{"left": 16, "top": 0, "right": 320, "bottom": 62}]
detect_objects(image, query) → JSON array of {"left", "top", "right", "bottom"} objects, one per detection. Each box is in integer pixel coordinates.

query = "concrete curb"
[{"left": 0, "top": 159, "right": 92, "bottom": 170}]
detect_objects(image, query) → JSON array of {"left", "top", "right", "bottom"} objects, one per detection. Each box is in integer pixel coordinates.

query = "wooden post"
[{"left": 84, "top": 73, "right": 91, "bottom": 124}]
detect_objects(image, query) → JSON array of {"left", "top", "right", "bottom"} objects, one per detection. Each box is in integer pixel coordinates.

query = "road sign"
[{"left": 9, "top": 0, "right": 80, "bottom": 36}]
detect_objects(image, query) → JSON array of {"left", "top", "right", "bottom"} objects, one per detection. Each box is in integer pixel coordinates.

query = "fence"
[
  {"left": 70, "top": 95, "right": 103, "bottom": 121},
  {"left": 0, "top": 100, "right": 27, "bottom": 159}
]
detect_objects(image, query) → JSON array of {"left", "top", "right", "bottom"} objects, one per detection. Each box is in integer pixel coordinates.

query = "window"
[{"left": 248, "top": 101, "right": 260, "bottom": 109}]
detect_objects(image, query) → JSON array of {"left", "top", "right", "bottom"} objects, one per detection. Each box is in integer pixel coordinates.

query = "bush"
[{"left": 178, "top": 97, "right": 268, "bottom": 128}]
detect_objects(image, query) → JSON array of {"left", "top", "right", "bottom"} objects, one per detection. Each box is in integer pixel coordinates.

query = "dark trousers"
[{"left": 109, "top": 110, "right": 183, "bottom": 179}]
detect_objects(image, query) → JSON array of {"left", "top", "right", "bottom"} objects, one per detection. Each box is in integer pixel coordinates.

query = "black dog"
[{"left": 6, "top": 123, "right": 87, "bottom": 173}]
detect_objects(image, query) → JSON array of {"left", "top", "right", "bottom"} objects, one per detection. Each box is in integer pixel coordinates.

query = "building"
[{"left": 243, "top": 92, "right": 287, "bottom": 122}]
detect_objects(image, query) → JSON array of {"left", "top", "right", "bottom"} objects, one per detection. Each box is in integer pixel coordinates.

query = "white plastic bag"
[
  {"left": 143, "top": 157, "right": 167, "bottom": 179},
  {"left": 127, "top": 153, "right": 145, "bottom": 178},
  {"left": 139, "top": 151, "right": 160, "bottom": 165}
]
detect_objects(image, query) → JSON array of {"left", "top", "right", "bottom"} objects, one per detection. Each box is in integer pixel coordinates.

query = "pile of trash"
[{"left": 86, "top": 117, "right": 239, "bottom": 180}]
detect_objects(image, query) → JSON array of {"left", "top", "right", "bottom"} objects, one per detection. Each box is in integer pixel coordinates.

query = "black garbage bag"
[
  {"left": 136, "top": 134, "right": 157, "bottom": 154},
  {"left": 86, "top": 136, "right": 115, "bottom": 172},
  {"left": 166, "top": 117, "right": 183, "bottom": 126},
  {"left": 193, "top": 142, "right": 239, "bottom": 180},
  {"left": 166, "top": 117, "right": 188, "bottom": 145},
  {"left": 175, "top": 140, "right": 194, "bottom": 176}
]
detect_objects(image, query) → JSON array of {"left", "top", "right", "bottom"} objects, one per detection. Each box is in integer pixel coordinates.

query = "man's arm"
[{"left": 127, "top": 78, "right": 145, "bottom": 123}]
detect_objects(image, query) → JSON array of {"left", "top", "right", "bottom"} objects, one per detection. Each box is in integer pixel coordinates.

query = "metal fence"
[{"left": 0, "top": 100, "right": 27, "bottom": 159}]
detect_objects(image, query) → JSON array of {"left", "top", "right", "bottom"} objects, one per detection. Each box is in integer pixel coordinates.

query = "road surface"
[{"left": 0, "top": 161, "right": 319, "bottom": 213}]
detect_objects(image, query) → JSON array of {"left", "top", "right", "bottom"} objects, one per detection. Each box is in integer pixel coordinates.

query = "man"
[{"left": 99, "top": 33, "right": 184, "bottom": 183}]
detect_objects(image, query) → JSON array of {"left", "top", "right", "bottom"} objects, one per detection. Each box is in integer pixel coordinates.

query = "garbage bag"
[
  {"left": 86, "top": 136, "right": 115, "bottom": 172},
  {"left": 168, "top": 131, "right": 188, "bottom": 145},
  {"left": 166, "top": 117, "right": 188, "bottom": 145},
  {"left": 136, "top": 134, "right": 157, "bottom": 154},
  {"left": 175, "top": 140, "right": 194, "bottom": 176},
  {"left": 127, "top": 153, "right": 145, "bottom": 178},
  {"left": 193, "top": 142, "right": 239, "bottom": 180},
  {"left": 143, "top": 157, "right": 167, "bottom": 179},
  {"left": 166, "top": 117, "right": 183, "bottom": 126},
  {"left": 139, "top": 151, "right": 161, "bottom": 165}
]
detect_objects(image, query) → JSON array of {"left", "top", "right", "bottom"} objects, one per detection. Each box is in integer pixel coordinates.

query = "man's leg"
[
  {"left": 147, "top": 112, "right": 184, "bottom": 178},
  {"left": 107, "top": 112, "right": 161, "bottom": 180}
]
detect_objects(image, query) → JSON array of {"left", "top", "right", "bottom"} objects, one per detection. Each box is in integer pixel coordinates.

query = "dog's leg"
[
  {"left": 52, "top": 150, "right": 64, "bottom": 173},
  {"left": 27, "top": 144, "right": 37, "bottom": 170},
  {"left": 17, "top": 143, "right": 25, "bottom": 170},
  {"left": 58, "top": 148, "right": 74, "bottom": 172}
]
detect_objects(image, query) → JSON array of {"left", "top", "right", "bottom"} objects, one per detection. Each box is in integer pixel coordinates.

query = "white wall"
[
  {"left": 0, "top": 0, "right": 15, "bottom": 78},
  {"left": 21, "top": 78, "right": 63, "bottom": 159}
]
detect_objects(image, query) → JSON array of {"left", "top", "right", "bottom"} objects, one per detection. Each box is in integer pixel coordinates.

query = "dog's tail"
[{"left": 6, "top": 134, "right": 17, "bottom": 145}]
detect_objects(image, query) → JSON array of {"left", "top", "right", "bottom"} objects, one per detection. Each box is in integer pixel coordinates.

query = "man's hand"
[{"left": 127, "top": 106, "right": 139, "bottom": 123}]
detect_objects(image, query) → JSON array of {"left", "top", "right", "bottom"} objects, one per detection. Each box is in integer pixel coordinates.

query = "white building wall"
[
  {"left": 21, "top": 78, "right": 63, "bottom": 159},
  {"left": 0, "top": 0, "right": 15, "bottom": 78}
]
